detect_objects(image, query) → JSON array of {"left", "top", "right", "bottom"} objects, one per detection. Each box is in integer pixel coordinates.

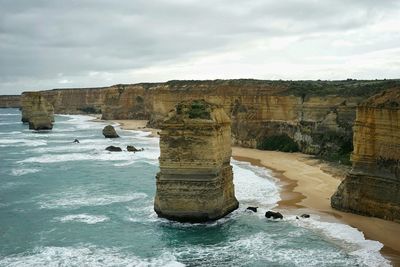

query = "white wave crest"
[
  {"left": 0, "top": 139, "right": 47, "bottom": 147},
  {"left": 232, "top": 159, "right": 280, "bottom": 208},
  {"left": 0, "top": 246, "right": 184, "bottom": 267},
  {"left": 10, "top": 168, "right": 40, "bottom": 176},
  {"left": 55, "top": 214, "right": 109, "bottom": 224},
  {"left": 291, "top": 218, "right": 391, "bottom": 267},
  {"left": 38, "top": 192, "right": 148, "bottom": 209}
]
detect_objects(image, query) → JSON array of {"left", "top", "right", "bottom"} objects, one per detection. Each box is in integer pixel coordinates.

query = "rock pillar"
[
  {"left": 154, "top": 100, "right": 239, "bottom": 222},
  {"left": 331, "top": 89, "right": 400, "bottom": 222},
  {"left": 21, "top": 92, "right": 54, "bottom": 130}
]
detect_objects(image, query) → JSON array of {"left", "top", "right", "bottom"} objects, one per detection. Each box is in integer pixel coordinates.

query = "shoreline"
[
  {"left": 232, "top": 147, "right": 400, "bottom": 266},
  {"left": 109, "top": 118, "right": 400, "bottom": 265}
]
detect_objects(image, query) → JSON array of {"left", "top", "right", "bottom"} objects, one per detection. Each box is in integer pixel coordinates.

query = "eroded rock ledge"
[
  {"left": 331, "top": 89, "right": 400, "bottom": 222},
  {"left": 154, "top": 100, "right": 239, "bottom": 222}
]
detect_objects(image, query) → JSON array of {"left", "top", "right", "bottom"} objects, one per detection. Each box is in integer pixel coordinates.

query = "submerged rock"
[
  {"left": 154, "top": 100, "right": 239, "bottom": 222},
  {"left": 246, "top": 207, "right": 258, "bottom": 212},
  {"left": 105, "top": 146, "right": 122, "bottom": 152},
  {"left": 300, "top": 214, "right": 310, "bottom": 218},
  {"left": 265, "top": 211, "right": 283, "bottom": 220},
  {"left": 102, "top": 125, "right": 119, "bottom": 138}
]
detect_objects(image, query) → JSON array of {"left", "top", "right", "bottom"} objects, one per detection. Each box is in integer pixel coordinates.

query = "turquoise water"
[{"left": 0, "top": 109, "right": 390, "bottom": 266}]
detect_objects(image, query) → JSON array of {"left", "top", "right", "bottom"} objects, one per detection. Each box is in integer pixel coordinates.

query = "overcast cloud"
[{"left": 0, "top": 0, "right": 399, "bottom": 94}]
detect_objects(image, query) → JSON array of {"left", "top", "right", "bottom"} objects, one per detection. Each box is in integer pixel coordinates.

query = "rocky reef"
[
  {"left": 331, "top": 89, "right": 400, "bottom": 222},
  {"left": 21, "top": 92, "right": 54, "bottom": 130},
  {"left": 154, "top": 100, "right": 239, "bottom": 222},
  {"left": 0, "top": 95, "right": 20, "bottom": 108}
]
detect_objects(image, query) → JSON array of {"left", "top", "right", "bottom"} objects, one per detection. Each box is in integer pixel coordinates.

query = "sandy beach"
[
  {"left": 113, "top": 119, "right": 400, "bottom": 265},
  {"left": 232, "top": 147, "right": 400, "bottom": 265}
]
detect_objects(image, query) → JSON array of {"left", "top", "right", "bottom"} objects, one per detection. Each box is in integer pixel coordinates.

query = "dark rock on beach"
[{"left": 102, "top": 125, "right": 119, "bottom": 138}]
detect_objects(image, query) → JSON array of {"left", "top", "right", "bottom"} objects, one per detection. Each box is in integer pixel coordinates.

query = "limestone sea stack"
[
  {"left": 102, "top": 125, "right": 119, "bottom": 138},
  {"left": 20, "top": 92, "right": 54, "bottom": 130},
  {"left": 331, "top": 89, "right": 400, "bottom": 222},
  {"left": 154, "top": 100, "right": 239, "bottom": 222}
]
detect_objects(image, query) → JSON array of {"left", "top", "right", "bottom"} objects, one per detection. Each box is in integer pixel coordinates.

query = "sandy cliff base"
[{"left": 232, "top": 147, "right": 400, "bottom": 266}]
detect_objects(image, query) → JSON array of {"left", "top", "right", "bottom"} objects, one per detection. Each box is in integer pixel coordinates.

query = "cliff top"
[
  {"left": 164, "top": 100, "right": 230, "bottom": 125},
  {"left": 361, "top": 88, "right": 400, "bottom": 109},
  {"left": 17, "top": 78, "right": 400, "bottom": 98}
]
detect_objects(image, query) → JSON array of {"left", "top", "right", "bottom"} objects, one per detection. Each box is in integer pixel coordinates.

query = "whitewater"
[{"left": 0, "top": 109, "right": 390, "bottom": 266}]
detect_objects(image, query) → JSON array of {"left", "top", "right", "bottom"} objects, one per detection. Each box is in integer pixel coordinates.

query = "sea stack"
[
  {"left": 331, "top": 89, "right": 400, "bottom": 222},
  {"left": 21, "top": 92, "right": 54, "bottom": 130},
  {"left": 154, "top": 100, "right": 239, "bottom": 222}
]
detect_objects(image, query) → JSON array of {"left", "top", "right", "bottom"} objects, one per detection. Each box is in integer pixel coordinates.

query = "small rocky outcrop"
[
  {"left": 154, "top": 100, "right": 239, "bottom": 222},
  {"left": 21, "top": 92, "right": 54, "bottom": 130},
  {"left": 331, "top": 89, "right": 400, "bottom": 222},
  {"left": 102, "top": 125, "right": 119, "bottom": 138},
  {"left": 300, "top": 214, "right": 310, "bottom": 218},
  {"left": 105, "top": 146, "right": 122, "bottom": 152},
  {"left": 265, "top": 211, "right": 283, "bottom": 219},
  {"left": 246, "top": 207, "right": 258, "bottom": 212},
  {"left": 127, "top": 145, "right": 143, "bottom": 152}
]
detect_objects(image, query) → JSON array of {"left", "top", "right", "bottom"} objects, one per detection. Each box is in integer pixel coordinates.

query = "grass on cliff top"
[{"left": 176, "top": 100, "right": 211, "bottom": 119}]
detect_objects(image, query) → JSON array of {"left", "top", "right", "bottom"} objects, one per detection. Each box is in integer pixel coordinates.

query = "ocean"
[{"left": 0, "top": 108, "right": 391, "bottom": 266}]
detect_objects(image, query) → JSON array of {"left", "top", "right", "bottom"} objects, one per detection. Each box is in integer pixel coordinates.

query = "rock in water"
[
  {"left": 102, "top": 125, "right": 119, "bottom": 138},
  {"left": 154, "top": 100, "right": 239, "bottom": 222},
  {"left": 265, "top": 211, "right": 283, "bottom": 219},
  {"left": 105, "top": 146, "right": 122, "bottom": 152},
  {"left": 331, "top": 89, "right": 400, "bottom": 222},
  {"left": 127, "top": 145, "right": 143, "bottom": 152},
  {"left": 21, "top": 92, "right": 54, "bottom": 130},
  {"left": 246, "top": 207, "right": 258, "bottom": 212}
]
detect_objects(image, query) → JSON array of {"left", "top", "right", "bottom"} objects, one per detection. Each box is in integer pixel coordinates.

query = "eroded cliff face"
[
  {"left": 331, "top": 89, "right": 400, "bottom": 222},
  {"left": 20, "top": 80, "right": 399, "bottom": 160},
  {"left": 0, "top": 95, "right": 20, "bottom": 108},
  {"left": 37, "top": 87, "right": 107, "bottom": 114},
  {"left": 154, "top": 100, "right": 238, "bottom": 222},
  {"left": 21, "top": 92, "right": 54, "bottom": 130}
]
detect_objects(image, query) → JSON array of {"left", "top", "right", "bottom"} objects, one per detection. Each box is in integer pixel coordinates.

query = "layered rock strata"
[
  {"left": 331, "top": 89, "right": 400, "bottom": 222},
  {"left": 0, "top": 95, "right": 20, "bottom": 108},
  {"left": 154, "top": 100, "right": 239, "bottom": 222},
  {"left": 21, "top": 92, "right": 54, "bottom": 130},
  {"left": 19, "top": 80, "right": 400, "bottom": 160}
]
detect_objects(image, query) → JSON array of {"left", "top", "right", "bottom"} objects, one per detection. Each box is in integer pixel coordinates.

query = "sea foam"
[
  {"left": 55, "top": 214, "right": 110, "bottom": 224},
  {"left": 0, "top": 246, "right": 184, "bottom": 267}
]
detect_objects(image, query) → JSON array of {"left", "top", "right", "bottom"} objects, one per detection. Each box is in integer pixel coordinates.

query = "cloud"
[{"left": 0, "top": 0, "right": 399, "bottom": 94}]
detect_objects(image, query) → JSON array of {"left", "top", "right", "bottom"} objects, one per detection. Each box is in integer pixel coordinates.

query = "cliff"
[
  {"left": 0, "top": 95, "right": 20, "bottom": 108},
  {"left": 331, "top": 89, "right": 400, "bottom": 222},
  {"left": 21, "top": 92, "right": 54, "bottom": 130},
  {"left": 154, "top": 100, "right": 238, "bottom": 222},
  {"left": 19, "top": 79, "right": 400, "bottom": 161}
]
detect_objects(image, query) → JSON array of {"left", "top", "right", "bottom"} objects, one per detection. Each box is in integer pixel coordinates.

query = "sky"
[{"left": 0, "top": 0, "right": 399, "bottom": 94}]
